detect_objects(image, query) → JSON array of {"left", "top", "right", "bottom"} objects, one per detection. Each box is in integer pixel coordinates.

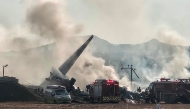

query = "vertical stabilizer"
[{"left": 58, "top": 35, "right": 94, "bottom": 75}]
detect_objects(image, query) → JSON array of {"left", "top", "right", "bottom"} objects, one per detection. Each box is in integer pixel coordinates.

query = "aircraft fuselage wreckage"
[{"left": 40, "top": 35, "right": 94, "bottom": 92}]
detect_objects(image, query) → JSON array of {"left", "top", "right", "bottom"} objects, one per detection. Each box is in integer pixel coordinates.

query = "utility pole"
[
  {"left": 3, "top": 64, "right": 8, "bottom": 77},
  {"left": 121, "top": 65, "right": 139, "bottom": 88}
]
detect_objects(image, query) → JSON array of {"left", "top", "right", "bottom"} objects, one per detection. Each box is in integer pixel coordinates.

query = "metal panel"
[
  {"left": 156, "top": 90, "right": 161, "bottom": 101},
  {"left": 98, "top": 86, "right": 102, "bottom": 96},
  {"left": 94, "top": 86, "right": 99, "bottom": 97}
]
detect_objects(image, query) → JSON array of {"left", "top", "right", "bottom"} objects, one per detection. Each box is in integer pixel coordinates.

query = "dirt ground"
[{"left": 0, "top": 102, "right": 190, "bottom": 109}]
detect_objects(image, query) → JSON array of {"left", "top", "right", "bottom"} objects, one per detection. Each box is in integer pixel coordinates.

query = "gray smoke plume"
[
  {"left": 0, "top": 0, "right": 77, "bottom": 85},
  {"left": 157, "top": 27, "right": 190, "bottom": 78},
  {"left": 77, "top": 0, "right": 190, "bottom": 90},
  {"left": 0, "top": 0, "right": 190, "bottom": 92},
  {"left": 0, "top": 0, "right": 131, "bottom": 90}
]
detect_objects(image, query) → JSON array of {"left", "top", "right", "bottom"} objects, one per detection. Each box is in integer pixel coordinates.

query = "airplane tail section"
[{"left": 58, "top": 35, "right": 94, "bottom": 75}]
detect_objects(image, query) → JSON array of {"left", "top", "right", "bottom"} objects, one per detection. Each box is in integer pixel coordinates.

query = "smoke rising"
[
  {"left": 75, "top": 0, "right": 190, "bottom": 90},
  {"left": 27, "top": 1, "right": 70, "bottom": 40},
  {"left": 157, "top": 28, "right": 190, "bottom": 78},
  {"left": 67, "top": 52, "right": 132, "bottom": 90},
  {"left": 0, "top": 0, "right": 131, "bottom": 91},
  {"left": 25, "top": 0, "right": 132, "bottom": 90},
  {"left": 0, "top": 0, "right": 190, "bottom": 92},
  {"left": 0, "top": 0, "right": 76, "bottom": 85},
  {"left": 77, "top": 0, "right": 154, "bottom": 44},
  {"left": 115, "top": 27, "right": 190, "bottom": 90},
  {"left": 157, "top": 26, "right": 189, "bottom": 46}
]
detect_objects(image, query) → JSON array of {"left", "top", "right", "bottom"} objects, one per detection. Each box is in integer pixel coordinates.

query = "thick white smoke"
[
  {"left": 67, "top": 52, "right": 132, "bottom": 90},
  {"left": 157, "top": 27, "right": 190, "bottom": 78},
  {"left": 77, "top": 0, "right": 154, "bottom": 44},
  {"left": 0, "top": 0, "right": 76, "bottom": 85},
  {"left": 131, "top": 27, "right": 190, "bottom": 90},
  {"left": 0, "top": 0, "right": 190, "bottom": 92},
  {"left": 0, "top": 0, "right": 131, "bottom": 90},
  {"left": 79, "top": 0, "right": 190, "bottom": 90}
]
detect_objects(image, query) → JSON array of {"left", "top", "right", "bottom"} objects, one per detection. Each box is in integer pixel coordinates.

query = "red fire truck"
[
  {"left": 87, "top": 79, "right": 120, "bottom": 103},
  {"left": 145, "top": 78, "right": 190, "bottom": 104}
]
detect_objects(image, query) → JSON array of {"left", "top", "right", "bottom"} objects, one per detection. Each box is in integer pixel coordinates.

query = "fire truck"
[
  {"left": 86, "top": 79, "right": 121, "bottom": 103},
  {"left": 145, "top": 78, "right": 190, "bottom": 104}
]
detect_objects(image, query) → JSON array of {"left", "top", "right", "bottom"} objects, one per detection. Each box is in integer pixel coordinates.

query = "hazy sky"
[{"left": 0, "top": 0, "right": 190, "bottom": 44}]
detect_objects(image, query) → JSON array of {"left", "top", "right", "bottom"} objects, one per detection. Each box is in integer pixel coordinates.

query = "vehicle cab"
[{"left": 44, "top": 85, "right": 71, "bottom": 104}]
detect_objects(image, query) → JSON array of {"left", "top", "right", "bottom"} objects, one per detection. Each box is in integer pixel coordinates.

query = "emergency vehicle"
[
  {"left": 87, "top": 79, "right": 120, "bottom": 103},
  {"left": 145, "top": 78, "right": 190, "bottom": 104},
  {"left": 44, "top": 85, "right": 71, "bottom": 104}
]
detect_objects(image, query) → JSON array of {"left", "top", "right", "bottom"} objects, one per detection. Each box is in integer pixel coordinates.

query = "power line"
[{"left": 121, "top": 65, "right": 139, "bottom": 88}]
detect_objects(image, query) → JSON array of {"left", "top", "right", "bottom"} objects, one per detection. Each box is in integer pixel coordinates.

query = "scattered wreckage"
[
  {"left": 119, "top": 86, "right": 145, "bottom": 104},
  {"left": 39, "top": 35, "right": 94, "bottom": 102},
  {"left": 40, "top": 35, "right": 94, "bottom": 93},
  {"left": 22, "top": 34, "right": 143, "bottom": 104}
]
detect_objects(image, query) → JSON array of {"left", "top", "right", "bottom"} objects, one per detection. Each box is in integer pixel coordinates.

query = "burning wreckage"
[
  {"left": 24, "top": 35, "right": 190, "bottom": 104},
  {"left": 1, "top": 34, "right": 190, "bottom": 104},
  {"left": 34, "top": 35, "right": 142, "bottom": 103},
  {"left": 28, "top": 35, "right": 145, "bottom": 104},
  {"left": 38, "top": 35, "right": 94, "bottom": 102}
]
